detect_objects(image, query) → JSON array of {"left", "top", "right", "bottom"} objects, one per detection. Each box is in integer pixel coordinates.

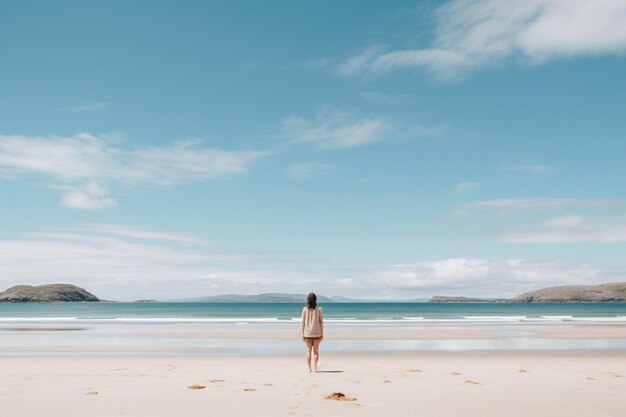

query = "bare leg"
[
  {"left": 306, "top": 348, "right": 312, "bottom": 372},
  {"left": 312, "top": 339, "right": 320, "bottom": 372},
  {"left": 305, "top": 339, "right": 313, "bottom": 372}
]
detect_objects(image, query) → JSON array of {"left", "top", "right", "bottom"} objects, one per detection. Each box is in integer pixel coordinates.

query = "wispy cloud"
[
  {"left": 452, "top": 181, "right": 484, "bottom": 195},
  {"left": 0, "top": 225, "right": 318, "bottom": 300},
  {"left": 1, "top": 224, "right": 621, "bottom": 300},
  {"left": 499, "top": 214, "right": 626, "bottom": 243},
  {"left": 369, "top": 257, "right": 615, "bottom": 297},
  {"left": 287, "top": 161, "right": 335, "bottom": 180},
  {"left": 339, "top": 0, "right": 626, "bottom": 79},
  {"left": 337, "top": 45, "right": 385, "bottom": 76},
  {"left": 282, "top": 108, "right": 393, "bottom": 149},
  {"left": 59, "top": 181, "right": 117, "bottom": 210},
  {"left": 59, "top": 102, "right": 109, "bottom": 112},
  {"left": 281, "top": 107, "right": 441, "bottom": 150},
  {"left": 461, "top": 197, "right": 617, "bottom": 212},
  {"left": 502, "top": 162, "right": 552, "bottom": 175},
  {"left": 52, "top": 223, "right": 207, "bottom": 245},
  {"left": 0, "top": 133, "right": 269, "bottom": 209},
  {"left": 457, "top": 198, "right": 626, "bottom": 244}
]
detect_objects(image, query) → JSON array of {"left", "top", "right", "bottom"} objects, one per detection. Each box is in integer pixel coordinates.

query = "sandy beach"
[
  {"left": 1, "top": 352, "right": 625, "bottom": 417},
  {"left": 2, "top": 313, "right": 626, "bottom": 416}
]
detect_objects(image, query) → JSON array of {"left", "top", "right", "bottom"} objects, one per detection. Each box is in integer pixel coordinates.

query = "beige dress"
[{"left": 302, "top": 306, "right": 323, "bottom": 338}]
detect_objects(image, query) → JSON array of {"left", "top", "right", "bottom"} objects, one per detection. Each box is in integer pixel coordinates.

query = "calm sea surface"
[
  {"left": 1, "top": 303, "right": 626, "bottom": 355},
  {"left": 1, "top": 302, "right": 625, "bottom": 323}
]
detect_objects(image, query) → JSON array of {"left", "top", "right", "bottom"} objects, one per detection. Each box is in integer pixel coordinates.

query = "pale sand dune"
[{"left": 1, "top": 353, "right": 625, "bottom": 417}]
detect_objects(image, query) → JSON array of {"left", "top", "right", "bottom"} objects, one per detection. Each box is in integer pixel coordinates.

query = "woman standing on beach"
[{"left": 301, "top": 292, "right": 324, "bottom": 373}]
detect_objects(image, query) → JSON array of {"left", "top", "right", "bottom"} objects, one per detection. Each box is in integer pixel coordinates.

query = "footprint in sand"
[
  {"left": 587, "top": 377, "right": 596, "bottom": 381},
  {"left": 188, "top": 385, "right": 206, "bottom": 390},
  {"left": 409, "top": 369, "right": 422, "bottom": 373},
  {"left": 210, "top": 379, "right": 225, "bottom": 383},
  {"left": 383, "top": 380, "right": 391, "bottom": 383},
  {"left": 244, "top": 388, "right": 256, "bottom": 392},
  {"left": 85, "top": 391, "right": 99, "bottom": 395},
  {"left": 465, "top": 380, "right": 481, "bottom": 385},
  {"left": 264, "top": 383, "right": 273, "bottom": 387},
  {"left": 518, "top": 369, "right": 528, "bottom": 373},
  {"left": 451, "top": 372, "right": 462, "bottom": 376}
]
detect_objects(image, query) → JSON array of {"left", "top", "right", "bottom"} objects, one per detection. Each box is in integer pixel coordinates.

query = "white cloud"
[
  {"left": 502, "top": 162, "right": 552, "bottom": 175},
  {"left": 461, "top": 197, "right": 617, "bottom": 211},
  {"left": 457, "top": 198, "right": 626, "bottom": 244},
  {"left": 60, "top": 181, "right": 117, "bottom": 210},
  {"left": 0, "top": 224, "right": 622, "bottom": 300},
  {"left": 281, "top": 107, "right": 442, "bottom": 150},
  {"left": 370, "top": 257, "right": 616, "bottom": 297},
  {"left": 0, "top": 225, "right": 318, "bottom": 301},
  {"left": 51, "top": 223, "right": 207, "bottom": 245},
  {"left": 340, "top": 0, "right": 626, "bottom": 78},
  {"left": 337, "top": 45, "right": 385, "bottom": 76},
  {"left": 453, "top": 181, "right": 484, "bottom": 195},
  {"left": 0, "top": 133, "right": 269, "bottom": 209},
  {"left": 287, "top": 161, "right": 335, "bottom": 179},
  {"left": 499, "top": 214, "right": 626, "bottom": 243},
  {"left": 128, "top": 140, "right": 267, "bottom": 185},
  {"left": 60, "top": 102, "right": 109, "bottom": 112},
  {"left": 282, "top": 108, "right": 393, "bottom": 149}
]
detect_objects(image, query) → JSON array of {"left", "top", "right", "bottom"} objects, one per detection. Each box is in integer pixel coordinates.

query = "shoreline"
[
  {"left": 2, "top": 321, "right": 625, "bottom": 415},
  {"left": 2, "top": 321, "right": 626, "bottom": 356}
]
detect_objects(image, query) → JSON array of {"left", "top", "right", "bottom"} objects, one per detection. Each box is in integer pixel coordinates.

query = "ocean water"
[
  {"left": 0, "top": 302, "right": 625, "bottom": 323},
  {"left": 1, "top": 303, "right": 626, "bottom": 355}
]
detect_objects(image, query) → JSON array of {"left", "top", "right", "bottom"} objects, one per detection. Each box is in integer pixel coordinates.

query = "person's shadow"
[{"left": 316, "top": 370, "right": 344, "bottom": 373}]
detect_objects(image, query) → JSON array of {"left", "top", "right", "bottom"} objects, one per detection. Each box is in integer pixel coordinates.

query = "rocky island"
[
  {"left": 430, "top": 282, "right": 626, "bottom": 303},
  {"left": 0, "top": 284, "right": 100, "bottom": 303}
]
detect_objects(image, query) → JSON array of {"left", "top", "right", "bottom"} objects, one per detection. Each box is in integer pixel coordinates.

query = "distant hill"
[
  {"left": 514, "top": 283, "right": 626, "bottom": 303},
  {"left": 171, "top": 293, "right": 335, "bottom": 303},
  {"left": 0, "top": 284, "right": 100, "bottom": 303},
  {"left": 430, "top": 282, "right": 626, "bottom": 303}
]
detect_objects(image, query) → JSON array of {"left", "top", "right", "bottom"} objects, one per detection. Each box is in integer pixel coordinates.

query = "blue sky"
[{"left": 1, "top": 0, "right": 626, "bottom": 300}]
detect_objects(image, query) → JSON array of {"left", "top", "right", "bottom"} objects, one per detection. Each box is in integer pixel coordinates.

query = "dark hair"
[{"left": 306, "top": 292, "right": 317, "bottom": 309}]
